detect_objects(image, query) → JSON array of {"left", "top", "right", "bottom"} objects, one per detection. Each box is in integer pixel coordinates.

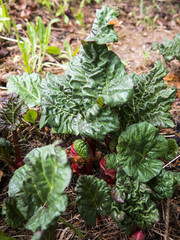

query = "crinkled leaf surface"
[
  {"left": 119, "top": 60, "right": 176, "bottom": 131},
  {"left": 4, "top": 142, "right": 71, "bottom": 232},
  {"left": 7, "top": 73, "right": 42, "bottom": 107},
  {"left": 75, "top": 175, "right": 112, "bottom": 226},
  {"left": 85, "top": 6, "right": 119, "bottom": 44},
  {"left": 40, "top": 42, "right": 133, "bottom": 140},
  {"left": 116, "top": 122, "right": 167, "bottom": 182},
  {"left": 40, "top": 7, "right": 133, "bottom": 140},
  {"left": 152, "top": 34, "right": 180, "bottom": 62},
  {"left": 112, "top": 168, "right": 159, "bottom": 234},
  {"left": 0, "top": 93, "right": 27, "bottom": 132},
  {"left": 105, "top": 153, "right": 117, "bottom": 169},
  {"left": 147, "top": 170, "right": 179, "bottom": 200}
]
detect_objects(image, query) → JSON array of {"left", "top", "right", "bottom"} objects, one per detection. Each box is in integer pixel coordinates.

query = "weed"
[
  {"left": 56, "top": 0, "right": 70, "bottom": 24},
  {"left": 13, "top": 17, "right": 59, "bottom": 73}
]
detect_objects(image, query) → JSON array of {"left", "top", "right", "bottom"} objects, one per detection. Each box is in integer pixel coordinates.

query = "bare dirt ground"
[{"left": 0, "top": 0, "right": 180, "bottom": 239}]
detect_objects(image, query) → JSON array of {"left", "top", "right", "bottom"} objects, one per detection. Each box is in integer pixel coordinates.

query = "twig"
[
  {"left": 163, "top": 155, "right": 180, "bottom": 169},
  {"left": 165, "top": 199, "right": 170, "bottom": 240},
  {"left": 0, "top": 87, "right": 7, "bottom": 90},
  {"left": 0, "top": 35, "right": 23, "bottom": 43}
]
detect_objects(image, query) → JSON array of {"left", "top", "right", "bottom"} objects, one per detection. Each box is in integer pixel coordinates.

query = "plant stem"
[
  {"left": 163, "top": 155, "right": 180, "bottom": 169},
  {"left": 33, "top": 123, "right": 41, "bottom": 138},
  {"left": 86, "top": 138, "right": 96, "bottom": 158},
  {"left": 12, "top": 130, "right": 22, "bottom": 167},
  {"left": 2, "top": 155, "right": 18, "bottom": 171},
  {"left": 105, "top": 135, "right": 111, "bottom": 152},
  {"left": 59, "top": 217, "right": 84, "bottom": 239}
]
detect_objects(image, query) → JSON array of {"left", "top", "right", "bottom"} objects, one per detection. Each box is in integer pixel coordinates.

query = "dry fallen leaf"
[
  {"left": 108, "top": 19, "right": 122, "bottom": 26},
  {"left": 164, "top": 72, "right": 180, "bottom": 99}
]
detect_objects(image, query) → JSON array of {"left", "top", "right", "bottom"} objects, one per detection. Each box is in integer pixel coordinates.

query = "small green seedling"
[
  {"left": 37, "top": 0, "right": 54, "bottom": 11},
  {"left": 0, "top": 0, "right": 11, "bottom": 34},
  {"left": 74, "top": 0, "right": 85, "bottom": 28},
  {"left": 143, "top": 50, "right": 150, "bottom": 61},
  {"left": 13, "top": 17, "right": 59, "bottom": 73},
  {"left": 144, "top": 15, "right": 158, "bottom": 29},
  {"left": 56, "top": 0, "right": 70, "bottom": 24},
  {"left": 48, "top": 40, "right": 80, "bottom": 63},
  {"left": 23, "top": 109, "right": 41, "bottom": 137}
]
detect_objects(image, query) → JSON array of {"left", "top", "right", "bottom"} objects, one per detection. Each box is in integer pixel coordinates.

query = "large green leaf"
[
  {"left": 3, "top": 142, "right": 71, "bottom": 233},
  {"left": 147, "top": 170, "right": 180, "bottom": 200},
  {"left": 40, "top": 42, "right": 133, "bottom": 140},
  {"left": 119, "top": 60, "right": 176, "bottom": 130},
  {"left": 112, "top": 168, "right": 159, "bottom": 234},
  {"left": 7, "top": 73, "right": 42, "bottom": 107},
  {"left": 152, "top": 34, "right": 180, "bottom": 62},
  {"left": 0, "top": 93, "right": 27, "bottom": 132},
  {"left": 39, "top": 7, "right": 134, "bottom": 140},
  {"left": 75, "top": 175, "right": 113, "bottom": 226},
  {"left": 85, "top": 6, "right": 119, "bottom": 44},
  {"left": 116, "top": 122, "right": 167, "bottom": 182}
]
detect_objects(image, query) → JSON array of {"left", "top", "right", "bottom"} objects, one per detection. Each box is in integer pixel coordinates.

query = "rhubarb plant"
[
  {"left": 111, "top": 168, "right": 159, "bottom": 235},
  {"left": 152, "top": 34, "right": 180, "bottom": 62},
  {"left": 75, "top": 122, "right": 179, "bottom": 235},
  {"left": 0, "top": 93, "right": 28, "bottom": 169},
  {"left": 7, "top": 6, "right": 175, "bottom": 139},
  {"left": 4, "top": 5, "right": 179, "bottom": 238},
  {"left": 39, "top": 6, "right": 175, "bottom": 139},
  {"left": 2, "top": 142, "right": 72, "bottom": 239}
]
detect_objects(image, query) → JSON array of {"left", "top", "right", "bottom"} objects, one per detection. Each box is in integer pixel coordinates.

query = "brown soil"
[{"left": 0, "top": 0, "right": 180, "bottom": 239}]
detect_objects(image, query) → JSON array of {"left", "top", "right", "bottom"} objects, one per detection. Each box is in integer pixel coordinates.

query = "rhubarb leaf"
[
  {"left": 3, "top": 142, "right": 71, "bottom": 233},
  {"left": 119, "top": 60, "right": 176, "bottom": 130},
  {"left": 40, "top": 43, "right": 133, "bottom": 140},
  {"left": 0, "top": 93, "right": 27, "bottom": 132},
  {"left": 147, "top": 170, "right": 180, "bottom": 200},
  {"left": 7, "top": 73, "right": 42, "bottom": 107},
  {"left": 75, "top": 175, "right": 112, "bottom": 226},
  {"left": 112, "top": 168, "right": 159, "bottom": 234},
  {"left": 39, "top": 7, "right": 133, "bottom": 140},
  {"left": 116, "top": 122, "right": 167, "bottom": 182},
  {"left": 86, "top": 6, "right": 119, "bottom": 44}
]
